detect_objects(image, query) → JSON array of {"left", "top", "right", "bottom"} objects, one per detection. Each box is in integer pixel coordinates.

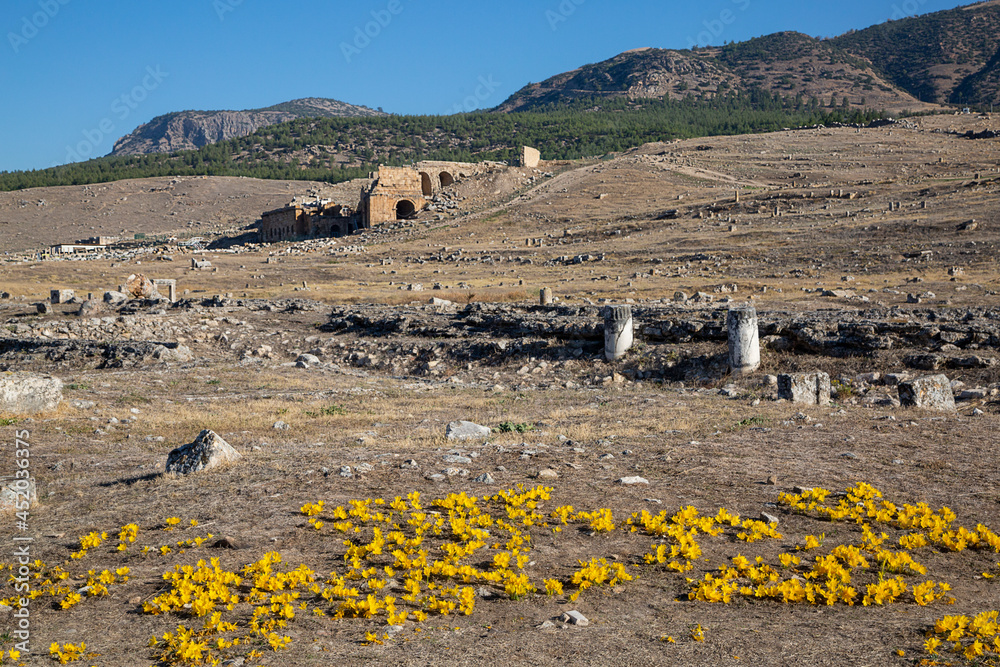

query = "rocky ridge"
[{"left": 111, "top": 98, "right": 386, "bottom": 156}]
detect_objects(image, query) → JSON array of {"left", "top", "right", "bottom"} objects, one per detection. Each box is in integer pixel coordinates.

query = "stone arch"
[
  {"left": 439, "top": 171, "right": 454, "bottom": 188},
  {"left": 420, "top": 172, "right": 433, "bottom": 196},
  {"left": 396, "top": 199, "right": 417, "bottom": 219}
]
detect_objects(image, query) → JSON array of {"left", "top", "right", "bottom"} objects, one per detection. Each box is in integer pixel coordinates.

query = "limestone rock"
[
  {"left": 165, "top": 430, "right": 242, "bottom": 475},
  {"left": 561, "top": 610, "right": 589, "bottom": 626},
  {"left": 618, "top": 476, "right": 650, "bottom": 485},
  {"left": 0, "top": 477, "right": 37, "bottom": 513},
  {"left": 296, "top": 353, "right": 321, "bottom": 366},
  {"left": 0, "top": 372, "right": 63, "bottom": 414},
  {"left": 152, "top": 344, "right": 193, "bottom": 363},
  {"left": 103, "top": 291, "right": 128, "bottom": 305},
  {"left": 446, "top": 420, "right": 491, "bottom": 441},
  {"left": 898, "top": 375, "right": 956, "bottom": 411},
  {"left": 77, "top": 300, "right": 100, "bottom": 317},
  {"left": 125, "top": 274, "right": 159, "bottom": 299},
  {"left": 777, "top": 372, "right": 831, "bottom": 406}
]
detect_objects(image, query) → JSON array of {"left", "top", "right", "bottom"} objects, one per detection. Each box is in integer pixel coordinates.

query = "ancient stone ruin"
[{"left": 259, "top": 155, "right": 536, "bottom": 243}]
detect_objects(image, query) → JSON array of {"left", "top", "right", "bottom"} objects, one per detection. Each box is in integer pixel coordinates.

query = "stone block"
[
  {"left": 0, "top": 372, "right": 63, "bottom": 414},
  {"left": 898, "top": 375, "right": 956, "bottom": 411},
  {"left": 777, "top": 372, "right": 831, "bottom": 406},
  {"left": 50, "top": 289, "right": 74, "bottom": 304}
]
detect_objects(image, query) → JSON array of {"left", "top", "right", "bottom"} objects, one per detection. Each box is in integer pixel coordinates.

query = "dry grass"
[{"left": 2, "top": 115, "right": 1000, "bottom": 666}]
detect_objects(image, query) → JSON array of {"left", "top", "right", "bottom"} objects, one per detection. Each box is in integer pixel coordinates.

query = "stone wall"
[{"left": 260, "top": 206, "right": 306, "bottom": 242}]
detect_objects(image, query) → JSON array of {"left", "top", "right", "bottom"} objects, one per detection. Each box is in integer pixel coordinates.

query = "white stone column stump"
[
  {"left": 540, "top": 287, "right": 553, "bottom": 306},
  {"left": 603, "top": 305, "right": 633, "bottom": 361},
  {"left": 727, "top": 304, "right": 760, "bottom": 375}
]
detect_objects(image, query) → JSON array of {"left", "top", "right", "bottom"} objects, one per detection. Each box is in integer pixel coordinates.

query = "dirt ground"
[{"left": 0, "top": 113, "right": 999, "bottom": 666}]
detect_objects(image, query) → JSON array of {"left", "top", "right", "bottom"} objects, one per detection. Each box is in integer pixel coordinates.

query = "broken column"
[
  {"left": 727, "top": 304, "right": 760, "bottom": 375},
  {"left": 603, "top": 305, "right": 633, "bottom": 361},
  {"left": 540, "top": 287, "right": 553, "bottom": 306}
]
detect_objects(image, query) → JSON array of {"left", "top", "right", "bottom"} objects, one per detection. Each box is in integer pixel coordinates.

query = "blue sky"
[{"left": 0, "top": 0, "right": 972, "bottom": 172}]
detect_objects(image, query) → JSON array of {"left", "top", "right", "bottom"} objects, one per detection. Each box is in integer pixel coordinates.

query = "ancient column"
[
  {"left": 540, "top": 287, "right": 553, "bottom": 306},
  {"left": 603, "top": 305, "right": 633, "bottom": 361},
  {"left": 727, "top": 304, "right": 760, "bottom": 375}
]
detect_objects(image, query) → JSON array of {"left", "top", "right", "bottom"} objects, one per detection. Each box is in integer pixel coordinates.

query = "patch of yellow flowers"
[
  {"left": 49, "top": 642, "right": 89, "bottom": 664},
  {"left": 923, "top": 611, "right": 1000, "bottom": 664},
  {"left": 1, "top": 482, "right": 996, "bottom": 664}
]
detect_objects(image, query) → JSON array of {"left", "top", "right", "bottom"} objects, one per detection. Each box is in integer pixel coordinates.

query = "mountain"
[
  {"left": 831, "top": 0, "right": 1000, "bottom": 104},
  {"left": 110, "top": 98, "right": 386, "bottom": 156},
  {"left": 493, "top": 48, "right": 735, "bottom": 112},
  {"left": 498, "top": 2, "right": 1000, "bottom": 112},
  {"left": 496, "top": 39, "right": 927, "bottom": 113}
]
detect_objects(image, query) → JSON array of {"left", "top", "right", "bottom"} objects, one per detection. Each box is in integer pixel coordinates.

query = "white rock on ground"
[
  {"left": 0, "top": 372, "right": 63, "bottom": 414},
  {"left": 446, "top": 421, "right": 491, "bottom": 441},
  {"left": 165, "top": 430, "right": 242, "bottom": 475},
  {"left": 561, "top": 611, "right": 590, "bottom": 626},
  {"left": 898, "top": 374, "right": 956, "bottom": 411},
  {"left": 0, "top": 477, "right": 37, "bottom": 513},
  {"left": 618, "top": 476, "right": 649, "bottom": 485},
  {"left": 152, "top": 344, "right": 193, "bottom": 363}
]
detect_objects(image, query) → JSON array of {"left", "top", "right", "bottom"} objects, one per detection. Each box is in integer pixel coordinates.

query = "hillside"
[
  {"left": 0, "top": 95, "right": 883, "bottom": 192},
  {"left": 496, "top": 36, "right": 930, "bottom": 114},
  {"left": 499, "top": 2, "right": 1000, "bottom": 113},
  {"left": 493, "top": 48, "right": 735, "bottom": 112},
  {"left": 831, "top": 0, "right": 1000, "bottom": 104},
  {"left": 110, "top": 97, "right": 386, "bottom": 156}
]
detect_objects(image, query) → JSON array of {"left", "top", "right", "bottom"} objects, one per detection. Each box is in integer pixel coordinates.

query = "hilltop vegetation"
[
  {"left": 0, "top": 91, "right": 882, "bottom": 192},
  {"left": 831, "top": 1, "right": 1000, "bottom": 104}
]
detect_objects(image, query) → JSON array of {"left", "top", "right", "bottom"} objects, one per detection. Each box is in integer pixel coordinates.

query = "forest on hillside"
[{"left": 0, "top": 90, "right": 883, "bottom": 192}]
